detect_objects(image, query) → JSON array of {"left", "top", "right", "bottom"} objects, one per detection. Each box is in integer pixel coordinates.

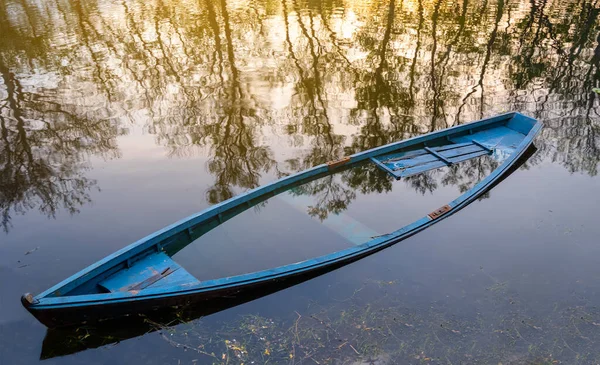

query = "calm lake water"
[{"left": 1, "top": 0, "right": 600, "bottom": 363}]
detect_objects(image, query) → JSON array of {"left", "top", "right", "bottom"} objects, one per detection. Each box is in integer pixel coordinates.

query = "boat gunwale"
[{"left": 26, "top": 112, "right": 541, "bottom": 310}]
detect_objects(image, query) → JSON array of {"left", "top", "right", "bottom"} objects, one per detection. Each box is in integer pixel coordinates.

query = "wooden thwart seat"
[
  {"left": 370, "top": 140, "right": 492, "bottom": 179},
  {"left": 99, "top": 252, "right": 200, "bottom": 293}
]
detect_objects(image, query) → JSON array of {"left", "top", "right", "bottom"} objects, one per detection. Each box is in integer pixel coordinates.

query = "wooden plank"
[
  {"left": 448, "top": 150, "right": 491, "bottom": 164},
  {"left": 400, "top": 149, "right": 489, "bottom": 177},
  {"left": 386, "top": 144, "right": 483, "bottom": 172},
  {"left": 471, "top": 139, "right": 493, "bottom": 152},
  {"left": 379, "top": 142, "right": 473, "bottom": 163},
  {"left": 98, "top": 252, "right": 199, "bottom": 293},
  {"left": 424, "top": 147, "right": 453, "bottom": 166},
  {"left": 369, "top": 156, "right": 402, "bottom": 180},
  {"left": 128, "top": 267, "right": 178, "bottom": 292},
  {"left": 399, "top": 160, "right": 446, "bottom": 177}
]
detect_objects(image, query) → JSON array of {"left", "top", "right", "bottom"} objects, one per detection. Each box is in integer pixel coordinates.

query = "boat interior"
[{"left": 40, "top": 114, "right": 537, "bottom": 299}]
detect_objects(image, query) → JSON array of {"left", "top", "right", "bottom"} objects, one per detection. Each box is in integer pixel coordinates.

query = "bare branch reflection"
[{"left": 1, "top": 0, "right": 599, "bottom": 225}]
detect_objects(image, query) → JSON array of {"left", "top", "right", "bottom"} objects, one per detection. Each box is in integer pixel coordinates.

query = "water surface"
[{"left": 1, "top": 0, "right": 600, "bottom": 363}]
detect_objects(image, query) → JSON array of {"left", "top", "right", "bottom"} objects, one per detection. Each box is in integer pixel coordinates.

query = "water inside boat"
[{"left": 173, "top": 154, "right": 499, "bottom": 281}]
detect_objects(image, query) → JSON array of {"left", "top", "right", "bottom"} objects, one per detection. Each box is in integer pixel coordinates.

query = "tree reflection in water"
[
  {"left": 0, "top": 60, "right": 122, "bottom": 231},
  {"left": 0, "top": 0, "right": 599, "bottom": 227}
]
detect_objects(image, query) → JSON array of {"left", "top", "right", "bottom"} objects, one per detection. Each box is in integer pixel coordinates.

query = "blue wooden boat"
[{"left": 22, "top": 112, "right": 542, "bottom": 328}]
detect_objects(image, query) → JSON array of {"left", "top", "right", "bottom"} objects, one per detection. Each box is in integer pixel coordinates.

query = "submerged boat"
[{"left": 22, "top": 112, "right": 542, "bottom": 328}]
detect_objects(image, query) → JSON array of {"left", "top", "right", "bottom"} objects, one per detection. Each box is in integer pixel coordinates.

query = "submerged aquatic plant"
[{"left": 144, "top": 278, "right": 600, "bottom": 365}]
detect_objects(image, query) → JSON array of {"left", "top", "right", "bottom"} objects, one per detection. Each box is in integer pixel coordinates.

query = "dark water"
[{"left": 1, "top": 0, "right": 600, "bottom": 363}]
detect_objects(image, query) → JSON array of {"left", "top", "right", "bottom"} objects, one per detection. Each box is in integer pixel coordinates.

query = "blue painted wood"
[
  {"left": 392, "top": 144, "right": 481, "bottom": 167},
  {"left": 21, "top": 112, "right": 542, "bottom": 328},
  {"left": 376, "top": 142, "right": 473, "bottom": 164},
  {"left": 423, "top": 147, "right": 453, "bottom": 165},
  {"left": 373, "top": 142, "right": 489, "bottom": 178},
  {"left": 370, "top": 142, "right": 479, "bottom": 179},
  {"left": 99, "top": 252, "right": 200, "bottom": 292},
  {"left": 372, "top": 124, "right": 529, "bottom": 179},
  {"left": 369, "top": 155, "right": 400, "bottom": 179},
  {"left": 390, "top": 144, "right": 484, "bottom": 170},
  {"left": 471, "top": 139, "right": 493, "bottom": 152},
  {"left": 400, "top": 150, "right": 490, "bottom": 178}
]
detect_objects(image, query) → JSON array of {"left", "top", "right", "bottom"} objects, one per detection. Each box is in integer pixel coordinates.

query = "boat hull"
[
  {"left": 22, "top": 112, "right": 543, "bottom": 328},
  {"left": 23, "top": 243, "right": 400, "bottom": 327}
]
